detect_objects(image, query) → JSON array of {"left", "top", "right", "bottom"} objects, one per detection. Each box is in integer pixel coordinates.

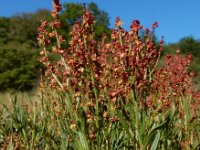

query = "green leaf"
[
  {"left": 145, "top": 116, "right": 171, "bottom": 148},
  {"left": 150, "top": 130, "right": 160, "bottom": 150}
]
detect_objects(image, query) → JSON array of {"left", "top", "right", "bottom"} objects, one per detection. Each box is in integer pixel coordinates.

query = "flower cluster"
[{"left": 147, "top": 49, "right": 198, "bottom": 113}]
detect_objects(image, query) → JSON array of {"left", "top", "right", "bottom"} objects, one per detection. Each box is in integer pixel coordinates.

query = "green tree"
[
  {"left": 178, "top": 36, "right": 200, "bottom": 57},
  {"left": 0, "top": 17, "right": 10, "bottom": 43},
  {"left": 0, "top": 43, "right": 40, "bottom": 91},
  {"left": 0, "top": 10, "right": 50, "bottom": 91},
  {"left": 164, "top": 36, "right": 200, "bottom": 56}
]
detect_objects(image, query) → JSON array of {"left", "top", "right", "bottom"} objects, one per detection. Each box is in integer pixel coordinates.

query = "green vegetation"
[
  {"left": 0, "top": 10, "right": 51, "bottom": 91},
  {"left": 0, "top": 1, "right": 200, "bottom": 149}
]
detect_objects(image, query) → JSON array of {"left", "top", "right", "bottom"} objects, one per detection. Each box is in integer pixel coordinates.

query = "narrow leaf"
[{"left": 150, "top": 130, "right": 160, "bottom": 150}]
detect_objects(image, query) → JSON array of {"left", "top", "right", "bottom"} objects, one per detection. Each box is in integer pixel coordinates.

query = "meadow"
[{"left": 0, "top": 0, "right": 200, "bottom": 149}]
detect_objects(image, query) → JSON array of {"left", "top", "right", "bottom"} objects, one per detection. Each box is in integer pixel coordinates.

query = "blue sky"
[{"left": 0, "top": 0, "right": 200, "bottom": 44}]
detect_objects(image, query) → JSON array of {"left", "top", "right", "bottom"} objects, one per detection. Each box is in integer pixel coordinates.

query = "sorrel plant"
[{"left": 0, "top": 0, "right": 199, "bottom": 149}]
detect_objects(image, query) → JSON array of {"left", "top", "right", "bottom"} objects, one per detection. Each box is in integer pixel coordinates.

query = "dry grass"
[{"left": 0, "top": 90, "right": 40, "bottom": 109}]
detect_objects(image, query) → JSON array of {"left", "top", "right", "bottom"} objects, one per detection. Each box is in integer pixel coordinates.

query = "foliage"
[
  {"left": 0, "top": 0, "right": 200, "bottom": 149},
  {"left": 164, "top": 36, "right": 200, "bottom": 57},
  {"left": 179, "top": 37, "right": 200, "bottom": 57},
  {"left": 0, "top": 9, "right": 51, "bottom": 91},
  {"left": 0, "top": 43, "right": 40, "bottom": 91}
]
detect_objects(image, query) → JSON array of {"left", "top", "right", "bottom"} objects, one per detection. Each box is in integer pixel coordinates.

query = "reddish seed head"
[
  {"left": 160, "top": 39, "right": 164, "bottom": 45},
  {"left": 53, "top": 0, "right": 59, "bottom": 4},
  {"left": 49, "top": 31, "right": 56, "bottom": 37},
  {"left": 111, "top": 117, "right": 119, "bottom": 122},
  {"left": 152, "top": 21, "right": 158, "bottom": 29},
  {"left": 130, "top": 20, "right": 142, "bottom": 32},
  {"left": 189, "top": 72, "right": 196, "bottom": 77},
  {"left": 52, "top": 10, "right": 58, "bottom": 18},
  {"left": 53, "top": 0, "right": 62, "bottom": 12},
  {"left": 115, "top": 17, "right": 123, "bottom": 27},
  {"left": 160, "top": 36, "right": 164, "bottom": 45},
  {"left": 176, "top": 48, "right": 181, "bottom": 54},
  {"left": 145, "top": 28, "right": 150, "bottom": 34},
  {"left": 85, "top": 110, "right": 92, "bottom": 119}
]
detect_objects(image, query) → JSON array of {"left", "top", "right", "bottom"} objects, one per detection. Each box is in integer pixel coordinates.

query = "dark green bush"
[{"left": 0, "top": 43, "right": 40, "bottom": 91}]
